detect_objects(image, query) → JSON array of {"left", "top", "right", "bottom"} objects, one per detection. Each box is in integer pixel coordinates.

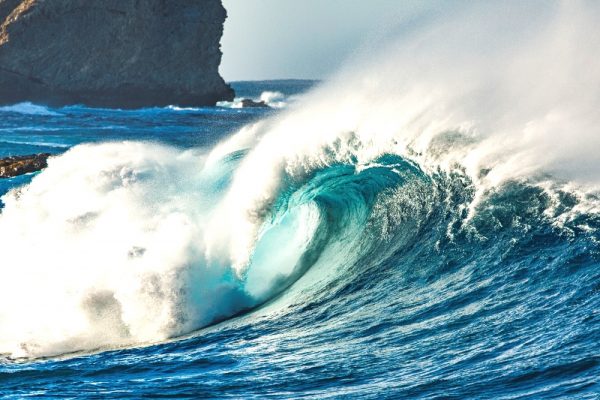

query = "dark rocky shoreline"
[
  {"left": 0, "top": 153, "right": 50, "bottom": 178},
  {"left": 0, "top": 0, "right": 234, "bottom": 108}
]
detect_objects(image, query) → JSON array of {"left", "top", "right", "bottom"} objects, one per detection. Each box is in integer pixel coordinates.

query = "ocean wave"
[
  {"left": 0, "top": 2, "right": 599, "bottom": 365},
  {"left": 1, "top": 137, "right": 597, "bottom": 361},
  {"left": 0, "top": 142, "right": 320, "bottom": 358},
  {"left": 0, "top": 102, "right": 62, "bottom": 116}
]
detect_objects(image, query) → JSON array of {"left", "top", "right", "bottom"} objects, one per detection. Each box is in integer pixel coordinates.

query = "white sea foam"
[
  {"left": 258, "top": 91, "right": 287, "bottom": 108},
  {"left": 217, "top": 91, "right": 289, "bottom": 109},
  {"left": 0, "top": 102, "right": 61, "bottom": 116},
  {"left": 165, "top": 105, "right": 204, "bottom": 112},
  {"left": 0, "top": 141, "right": 319, "bottom": 358},
  {"left": 0, "top": 139, "right": 70, "bottom": 148}
]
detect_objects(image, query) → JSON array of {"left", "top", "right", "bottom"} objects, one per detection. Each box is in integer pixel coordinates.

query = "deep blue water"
[{"left": 0, "top": 80, "right": 599, "bottom": 399}]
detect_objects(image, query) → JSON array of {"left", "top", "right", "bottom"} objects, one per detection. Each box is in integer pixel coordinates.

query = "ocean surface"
[{"left": 2, "top": 9, "right": 600, "bottom": 394}]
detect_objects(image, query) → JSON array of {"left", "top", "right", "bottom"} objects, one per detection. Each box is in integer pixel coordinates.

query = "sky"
[{"left": 220, "top": 0, "right": 429, "bottom": 81}]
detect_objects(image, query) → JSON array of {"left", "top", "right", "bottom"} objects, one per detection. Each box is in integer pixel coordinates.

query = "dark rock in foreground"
[
  {"left": 0, "top": 0, "right": 234, "bottom": 108},
  {"left": 241, "top": 99, "right": 269, "bottom": 108},
  {"left": 0, "top": 153, "right": 50, "bottom": 178}
]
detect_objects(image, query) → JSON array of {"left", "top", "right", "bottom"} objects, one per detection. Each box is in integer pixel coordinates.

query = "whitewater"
[{"left": 1, "top": 3, "right": 599, "bottom": 398}]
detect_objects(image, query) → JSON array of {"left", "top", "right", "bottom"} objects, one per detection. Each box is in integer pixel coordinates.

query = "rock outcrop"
[
  {"left": 241, "top": 98, "right": 269, "bottom": 108},
  {"left": 0, "top": 153, "right": 49, "bottom": 178},
  {"left": 0, "top": 0, "right": 234, "bottom": 108}
]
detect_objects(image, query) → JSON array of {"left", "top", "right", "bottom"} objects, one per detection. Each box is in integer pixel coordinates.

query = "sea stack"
[{"left": 0, "top": 0, "right": 234, "bottom": 108}]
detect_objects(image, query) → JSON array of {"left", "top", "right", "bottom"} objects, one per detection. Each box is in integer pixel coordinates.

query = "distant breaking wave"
[
  {"left": 218, "top": 91, "right": 289, "bottom": 109},
  {"left": 0, "top": 102, "right": 62, "bottom": 116}
]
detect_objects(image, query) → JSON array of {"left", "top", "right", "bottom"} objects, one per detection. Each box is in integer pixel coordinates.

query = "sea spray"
[{"left": 0, "top": 142, "right": 319, "bottom": 358}]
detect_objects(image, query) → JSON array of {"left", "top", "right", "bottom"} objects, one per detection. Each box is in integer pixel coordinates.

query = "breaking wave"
[
  {"left": 0, "top": 102, "right": 61, "bottom": 116},
  {"left": 218, "top": 91, "right": 289, "bottom": 109},
  {"left": 0, "top": 1, "right": 599, "bottom": 369}
]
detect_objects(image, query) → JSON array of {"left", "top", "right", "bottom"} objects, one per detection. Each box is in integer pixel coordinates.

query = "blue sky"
[{"left": 220, "top": 0, "right": 430, "bottom": 81}]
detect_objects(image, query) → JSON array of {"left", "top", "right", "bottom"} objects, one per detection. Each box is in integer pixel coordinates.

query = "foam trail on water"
[
  {"left": 217, "top": 91, "right": 289, "bottom": 109},
  {"left": 0, "top": 139, "right": 70, "bottom": 148}
]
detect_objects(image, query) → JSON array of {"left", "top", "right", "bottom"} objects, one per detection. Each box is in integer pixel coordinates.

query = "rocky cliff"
[{"left": 0, "top": 0, "right": 234, "bottom": 108}]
